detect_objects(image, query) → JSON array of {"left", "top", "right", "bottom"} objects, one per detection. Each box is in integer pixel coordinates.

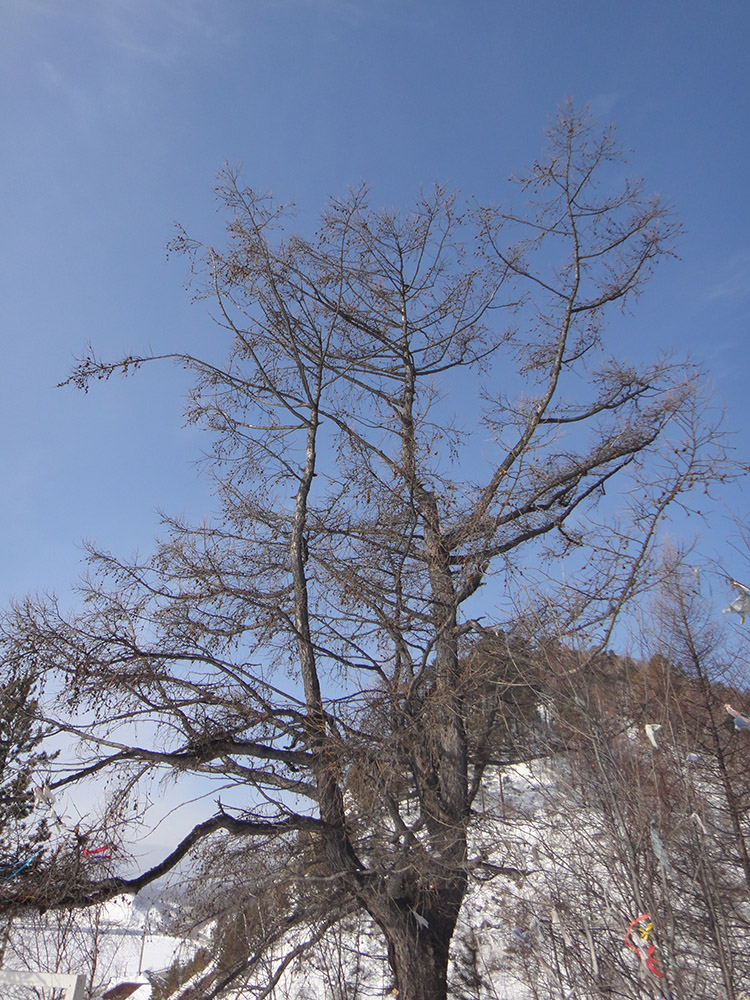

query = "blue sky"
[{"left": 2, "top": 0, "right": 749, "bottom": 608}]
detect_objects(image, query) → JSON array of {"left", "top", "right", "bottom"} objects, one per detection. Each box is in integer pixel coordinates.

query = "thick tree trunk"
[
  {"left": 382, "top": 917, "right": 455, "bottom": 1000},
  {"left": 364, "top": 878, "right": 466, "bottom": 1000}
]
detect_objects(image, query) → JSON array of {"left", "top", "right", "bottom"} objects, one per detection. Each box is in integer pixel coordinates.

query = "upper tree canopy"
[{"left": 0, "top": 106, "right": 736, "bottom": 999}]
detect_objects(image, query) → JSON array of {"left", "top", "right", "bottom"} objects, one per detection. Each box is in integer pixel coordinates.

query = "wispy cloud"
[
  {"left": 97, "top": 0, "right": 236, "bottom": 67},
  {"left": 9, "top": 0, "right": 238, "bottom": 129},
  {"left": 589, "top": 92, "right": 621, "bottom": 117},
  {"left": 38, "top": 57, "right": 89, "bottom": 112},
  {"left": 705, "top": 249, "right": 750, "bottom": 302},
  {"left": 272, "top": 0, "right": 430, "bottom": 34},
  {"left": 5, "top": 0, "right": 234, "bottom": 72}
]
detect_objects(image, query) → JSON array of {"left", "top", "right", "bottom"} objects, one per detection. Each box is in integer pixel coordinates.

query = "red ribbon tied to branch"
[
  {"left": 82, "top": 845, "right": 111, "bottom": 861},
  {"left": 625, "top": 913, "right": 664, "bottom": 979}
]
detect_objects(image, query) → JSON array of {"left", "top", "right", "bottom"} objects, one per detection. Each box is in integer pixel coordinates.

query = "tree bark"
[{"left": 377, "top": 902, "right": 461, "bottom": 1000}]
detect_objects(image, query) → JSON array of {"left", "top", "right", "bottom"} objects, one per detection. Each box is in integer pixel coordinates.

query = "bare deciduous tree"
[{"left": 0, "top": 106, "right": 737, "bottom": 1000}]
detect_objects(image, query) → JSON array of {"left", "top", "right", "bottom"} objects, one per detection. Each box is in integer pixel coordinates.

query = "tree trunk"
[
  {"left": 382, "top": 918, "right": 455, "bottom": 1000},
  {"left": 364, "top": 881, "right": 465, "bottom": 1000}
]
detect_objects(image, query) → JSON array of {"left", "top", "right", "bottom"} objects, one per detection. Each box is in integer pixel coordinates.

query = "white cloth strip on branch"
[
  {"left": 725, "top": 703, "right": 750, "bottom": 730},
  {"left": 722, "top": 579, "right": 750, "bottom": 624},
  {"left": 645, "top": 724, "right": 662, "bottom": 748},
  {"left": 649, "top": 821, "right": 675, "bottom": 876}
]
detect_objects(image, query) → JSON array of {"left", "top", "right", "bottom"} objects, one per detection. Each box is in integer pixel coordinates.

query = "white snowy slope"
[
  {"left": 196, "top": 751, "right": 750, "bottom": 999},
  {"left": 4, "top": 743, "right": 750, "bottom": 999}
]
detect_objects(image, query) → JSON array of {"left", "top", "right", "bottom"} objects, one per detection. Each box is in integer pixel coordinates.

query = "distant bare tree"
[
  {"left": 4, "top": 903, "right": 115, "bottom": 1000},
  {"left": 0, "top": 106, "right": 738, "bottom": 1000},
  {"left": 642, "top": 571, "right": 750, "bottom": 999}
]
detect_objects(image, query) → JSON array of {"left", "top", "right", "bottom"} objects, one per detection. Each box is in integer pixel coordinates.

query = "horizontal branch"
[
  {"left": 1, "top": 812, "right": 324, "bottom": 913},
  {"left": 48, "top": 736, "right": 314, "bottom": 790}
]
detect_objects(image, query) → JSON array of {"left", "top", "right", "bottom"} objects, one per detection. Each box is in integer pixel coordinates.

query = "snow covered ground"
[
  {"left": 4, "top": 748, "right": 748, "bottom": 999},
  {"left": 0, "top": 766, "right": 552, "bottom": 1000},
  {"left": 1, "top": 893, "right": 199, "bottom": 999}
]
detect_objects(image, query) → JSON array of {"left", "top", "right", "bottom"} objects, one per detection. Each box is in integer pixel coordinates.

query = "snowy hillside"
[
  {"left": 55, "top": 732, "right": 745, "bottom": 1000},
  {"left": 215, "top": 748, "right": 750, "bottom": 1000},
  {"left": 4, "top": 654, "right": 750, "bottom": 1000}
]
